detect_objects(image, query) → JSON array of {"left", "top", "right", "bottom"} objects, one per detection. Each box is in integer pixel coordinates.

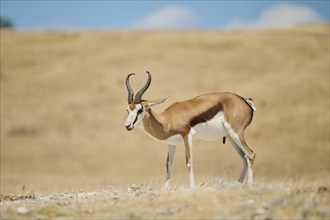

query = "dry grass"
[
  {"left": 1, "top": 25, "right": 329, "bottom": 219},
  {"left": 1, "top": 179, "right": 329, "bottom": 219}
]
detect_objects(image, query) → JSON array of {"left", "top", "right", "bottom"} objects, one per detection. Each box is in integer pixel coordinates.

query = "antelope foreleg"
[
  {"left": 164, "top": 145, "right": 176, "bottom": 189},
  {"left": 184, "top": 134, "right": 195, "bottom": 189}
]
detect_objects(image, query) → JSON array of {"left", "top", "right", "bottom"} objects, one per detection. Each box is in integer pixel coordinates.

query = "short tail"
[{"left": 244, "top": 98, "right": 256, "bottom": 112}]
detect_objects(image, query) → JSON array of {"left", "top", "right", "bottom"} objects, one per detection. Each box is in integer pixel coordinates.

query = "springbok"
[{"left": 124, "top": 71, "right": 256, "bottom": 188}]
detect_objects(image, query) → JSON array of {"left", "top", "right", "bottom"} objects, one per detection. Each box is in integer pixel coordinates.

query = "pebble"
[{"left": 17, "top": 206, "right": 29, "bottom": 214}]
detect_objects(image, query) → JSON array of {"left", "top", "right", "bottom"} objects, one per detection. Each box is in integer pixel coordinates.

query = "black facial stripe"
[
  {"left": 132, "top": 106, "right": 144, "bottom": 126},
  {"left": 132, "top": 114, "right": 139, "bottom": 126}
]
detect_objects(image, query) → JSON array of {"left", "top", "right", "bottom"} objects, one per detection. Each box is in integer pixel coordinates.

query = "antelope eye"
[{"left": 137, "top": 108, "right": 143, "bottom": 114}]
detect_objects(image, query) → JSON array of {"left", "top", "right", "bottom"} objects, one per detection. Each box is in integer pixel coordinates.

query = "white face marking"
[{"left": 125, "top": 104, "right": 145, "bottom": 131}]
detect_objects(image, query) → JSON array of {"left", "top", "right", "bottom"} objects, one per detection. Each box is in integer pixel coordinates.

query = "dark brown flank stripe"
[{"left": 189, "top": 103, "right": 223, "bottom": 127}]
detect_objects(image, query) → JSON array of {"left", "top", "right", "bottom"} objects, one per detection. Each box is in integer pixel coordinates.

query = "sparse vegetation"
[
  {"left": 1, "top": 180, "right": 329, "bottom": 219},
  {"left": 0, "top": 25, "right": 329, "bottom": 218}
]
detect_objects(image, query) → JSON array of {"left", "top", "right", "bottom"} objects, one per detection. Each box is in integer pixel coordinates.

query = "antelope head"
[{"left": 124, "top": 71, "right": 167, "bottom": 131}]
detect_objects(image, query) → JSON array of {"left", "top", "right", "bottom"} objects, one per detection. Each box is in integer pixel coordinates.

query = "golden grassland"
[{"left": 0, "top": 25, "right": 329, "bottom": 219}]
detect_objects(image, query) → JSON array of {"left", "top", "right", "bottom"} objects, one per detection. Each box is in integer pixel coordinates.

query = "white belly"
[
  {"left": 190, "top": 112, "right": 227, "bottom": 140},
  {"left": 165, "top": 134, "right": 184, "bottom": 145},
  {"left": 164, "top": 112, "right": 227, "bottom": 145}
]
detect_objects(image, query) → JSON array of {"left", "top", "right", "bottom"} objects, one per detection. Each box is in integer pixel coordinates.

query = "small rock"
[
  {"left": 255, "top": 207, "right": 266, "bottom": 214},
  {"left": 127, "top": 183, "right": 144, "bottom": 193},
  {"left": 17, "top": 206, "right": 29, "bottom": 214}
]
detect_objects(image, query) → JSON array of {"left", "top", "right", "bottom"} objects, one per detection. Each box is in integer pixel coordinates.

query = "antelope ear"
[{"left": 145, "top": 97, "right": 169, "bottom": 110}]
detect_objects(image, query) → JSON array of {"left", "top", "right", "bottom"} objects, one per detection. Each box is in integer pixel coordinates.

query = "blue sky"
[{"left": 1, "top": 1, "right": 329, "bottom": 29}]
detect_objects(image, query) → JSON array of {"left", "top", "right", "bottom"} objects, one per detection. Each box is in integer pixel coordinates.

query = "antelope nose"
[{"left": 125, "top": 124, "right": 133, "bottom": 131}]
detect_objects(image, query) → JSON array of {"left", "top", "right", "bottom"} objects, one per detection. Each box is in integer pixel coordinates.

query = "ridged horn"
[
  {"left": 126, "top": 73, "right": 135, "bottom": 104},
  {"left": 134, "top": 71, "right": 152, "bottom": 103}
]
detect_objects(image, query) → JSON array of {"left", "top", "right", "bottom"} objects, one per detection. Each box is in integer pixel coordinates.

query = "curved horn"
[
  {"left": 134, "top": 71, "right": 152, "bottom": 103},
  {"left": 126, "top": 73, "right": 135, "bottom": 104}
]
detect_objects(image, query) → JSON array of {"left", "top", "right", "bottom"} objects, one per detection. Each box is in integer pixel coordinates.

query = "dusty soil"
[
  {"left": 1, "top": 25, "right": 329, "bottom": 219},
  {"left": 1, "top": 179, "right": 329, "bottom": 219}
]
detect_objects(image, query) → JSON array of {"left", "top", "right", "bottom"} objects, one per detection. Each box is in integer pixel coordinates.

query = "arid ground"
[{"left": 1, "top": 25, "right": 329, "bottom": 219}]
